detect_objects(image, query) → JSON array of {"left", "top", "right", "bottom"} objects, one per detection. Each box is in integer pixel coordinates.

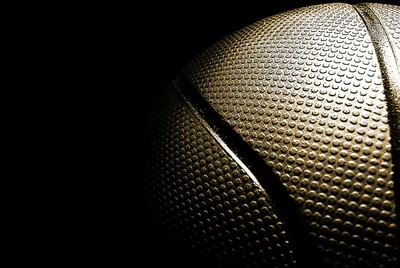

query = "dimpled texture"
[
  {"left": 147, "top": 84, "right": 296, "bottom": 267},
  {"left": 369, "top": 3, "right": 400, "bottom": 50},
  {"left": 147, "top": 2, "right": 399, "bottom": 268}
]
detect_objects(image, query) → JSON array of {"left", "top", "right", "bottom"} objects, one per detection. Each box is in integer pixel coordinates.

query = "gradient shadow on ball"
[{"left": 146, "top": 2, "right": 400, "bottom": 267}]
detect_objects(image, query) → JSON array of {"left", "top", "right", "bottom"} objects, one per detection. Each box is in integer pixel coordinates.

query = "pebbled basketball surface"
[{"left": 144, "top": 2, "right": 400, "bottom": 267}]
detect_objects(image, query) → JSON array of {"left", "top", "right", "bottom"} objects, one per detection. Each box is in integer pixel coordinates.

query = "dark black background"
[{"left": 137, "top": 0, "right": 393, "bottom": 266}]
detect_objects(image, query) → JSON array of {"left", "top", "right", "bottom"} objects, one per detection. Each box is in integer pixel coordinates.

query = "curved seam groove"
[
  {"left": 353, "top": 2, "right": 400, "bottom": 260},
  {"left": 172, "top": 74, "right": 322, "bottom": 268},
  {"left": 353, "top": 3, "right": 400, "bottom": 152}
]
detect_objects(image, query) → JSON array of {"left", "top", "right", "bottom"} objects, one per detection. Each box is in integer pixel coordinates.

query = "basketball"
[{"left": 143, "top": 2, "right": 399, "bottom": 267}]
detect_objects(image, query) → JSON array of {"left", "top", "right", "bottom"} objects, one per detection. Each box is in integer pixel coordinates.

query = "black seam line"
[
  {"left": 171, "top": 75, "right": 322, "bottom": 268},
  {"left": 353, "top": 2, "right": 400, "bottom": 257},
  {"left": 171, "top": 79, "right": 263, "bottom": 191}
]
